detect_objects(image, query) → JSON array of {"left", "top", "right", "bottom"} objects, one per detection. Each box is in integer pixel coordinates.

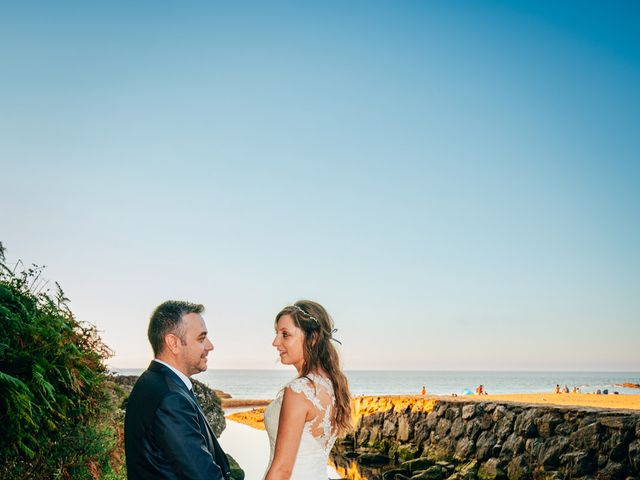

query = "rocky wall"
[{"left": 347, "top": 397, "right": 640, "bottom": 479}]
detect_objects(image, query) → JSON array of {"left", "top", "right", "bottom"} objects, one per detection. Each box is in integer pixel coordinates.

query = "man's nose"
[{"left": 205, "top": 338, "right": 214, "bottom": 351}]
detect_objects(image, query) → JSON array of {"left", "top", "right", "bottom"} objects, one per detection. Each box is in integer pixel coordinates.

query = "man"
[{"left": 125, "top": 301, "right": 231, "bottom": 480}]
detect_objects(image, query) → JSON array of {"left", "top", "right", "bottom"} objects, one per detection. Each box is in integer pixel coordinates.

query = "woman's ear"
[{"left": 310, "top": 331, "right": 319, "bottom": 347}]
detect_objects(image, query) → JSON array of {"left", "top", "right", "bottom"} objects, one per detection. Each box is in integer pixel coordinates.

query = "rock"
[
  {"left": 192, "top": 378, "right": 226, "bottom": 438},
  {"left": 359, "top": 452, "right": 391, "bottom": 465},
  {"left": 450, "top": 418, "right": 465, "bottom": 439},
  {"left": 525, "top": 438, "right": 544, "bottom": 462},
  {"left": 479, "top": 414, "right": 493, "bottom": 431},
  {"left": 536, "top": 412, "right": 563, "bottom": 438},
  {"left": 213, "top": 389, "right": 232, "bottom": 399},
  {"left": 226, "top": 454, "right": 245, "bottom": 480},
  {"left": 382, "top": 468, "right": 409, "bottom": 480},
  {"left": 477, "top": 458, "right": 506, "bottom": 480},
  {"left": 539, "top": 437, "right": 569, "bottom": 469},
  {"left": 629, "top": 439, "right": 640, "bottom": 471},
  {"left": 569, "top": 421, "right": 602, "bottom": 451},
  {"left": 426, "top": 411, "right": 440, "bottom": 429},
  {"left": 356, "top": 447, "right": 382, "bottom": 455},
  {"left": 454, "top": 437, "right": 475, "bottom": 460},
  {"left": 500, "top": 433, "right": 524, "bottom": 459},
  {"left": 596, "top": 461, "right": 626, "bottom": 480},
  {"left": 436, "top": 418, "right": 452, "bottom": 438},
  {"left": 491, "top": 444, "right": 502, "bottom": 458},
  {"left": 384, "top": 417, "right": 399, "bottom": 437},
  {"left": 600, "top": 414, "right": 635, "bottom": 431},
  {"left": 398, "top": 415, "right": 413, "bottom": 442},
  {"left": 412, "top": 465, "right": 449, "bottom": 480},
  {"left": 369, "top": 425, "right": 382, "bottom": 446},
  {"left": 435, "top": 403, "right": 449, "bottom": 418},
  {"left": 446, "top": 408, "right": 461, "bottom": 421},
  {"left": 491, "top": 406, "right": 507, "bottom": 422},
  {"left": 435, "top": 460, "right": 455, "bottom": 473},
  {"left": 475, "top": 431, "right": 497, "bottom": 461},
  {"left": 513, "top": 409, "right": 538, "bottom": 438},
  {"left": 494, "top": 413, "right": 514, "bottom": 441},
  {"left": 506, "top": 455, "right": 531, "bottom": 480},
  {"left": 396, "top": 443, "right": 420, "bottom": 462},
  {"left": 400, "top": 457, "right": 435, "bottom": 474},
  {"left": 462, "top": 404, "right": 478, "bottom": 420},
  {"left": 607, "top": 430, "right": 633, "bottom": 462},
  {"left": 455, "top": 459, "right": 478, "bottom": 474},
  {"left": 560, "top": 450, "right": 596, "bottom": 477}
]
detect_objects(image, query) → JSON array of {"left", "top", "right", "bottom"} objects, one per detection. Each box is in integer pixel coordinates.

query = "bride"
[{"left": 263, "top": 300, "right": 352, "bottom": 480}]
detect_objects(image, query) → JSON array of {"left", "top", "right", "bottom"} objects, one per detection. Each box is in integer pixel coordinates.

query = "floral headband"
[{"left": 291, "top": 305, "right": 342, "bottom": 345}]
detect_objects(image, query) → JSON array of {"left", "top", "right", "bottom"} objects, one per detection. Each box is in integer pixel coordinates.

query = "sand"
[
  {"left": 226, "top": 407, "right": 267, "bottom": 430},
  {"left": 221, "top": 398, "right": 271, "bottom": 409},
  {"left": 458, "top": 392, "right": 640, "bottom": 411},
  {"left": 226, "top": 392, "right": 640, "bottom": 430}
]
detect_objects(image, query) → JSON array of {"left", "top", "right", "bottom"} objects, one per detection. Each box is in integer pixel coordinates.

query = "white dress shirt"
[{"left": 152, "top": 359, "right": 193, "bottom": 391}]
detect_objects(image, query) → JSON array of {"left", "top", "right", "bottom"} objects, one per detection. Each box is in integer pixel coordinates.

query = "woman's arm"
[{"left": 264, "top": 387, "right": 314, "bottom": 480}]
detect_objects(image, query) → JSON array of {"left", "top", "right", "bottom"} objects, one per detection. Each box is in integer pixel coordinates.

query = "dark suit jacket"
[{"left": 124, "top": 361, "right": 231, "bottom": 480}]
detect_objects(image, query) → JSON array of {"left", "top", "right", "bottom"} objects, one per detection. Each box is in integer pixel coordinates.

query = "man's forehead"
[{"left": 182, "top": 312, "right": 207, "bottom": 327}]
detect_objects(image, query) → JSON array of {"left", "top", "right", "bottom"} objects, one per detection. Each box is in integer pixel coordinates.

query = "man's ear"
[{"left": 165, "top": 333, "right": 181, "bottom": 354}]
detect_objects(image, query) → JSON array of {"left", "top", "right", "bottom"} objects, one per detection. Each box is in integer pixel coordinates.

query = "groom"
[{"left": 125, "top": 300, "right": 231, "bottom": 480}]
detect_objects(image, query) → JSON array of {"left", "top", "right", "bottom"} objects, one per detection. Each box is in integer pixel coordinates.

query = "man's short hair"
[{"left": 148, "top": 300, "right": 205, "bottom": 356}]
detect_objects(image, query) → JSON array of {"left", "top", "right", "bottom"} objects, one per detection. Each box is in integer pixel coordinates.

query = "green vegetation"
[{"left": 0, "top": 242, "right": 125, "bottom": 479}]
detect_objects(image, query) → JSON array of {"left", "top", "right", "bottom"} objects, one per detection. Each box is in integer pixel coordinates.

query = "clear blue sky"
[{"left": 1, "top": 1, "right": 639, "bottom": 371}]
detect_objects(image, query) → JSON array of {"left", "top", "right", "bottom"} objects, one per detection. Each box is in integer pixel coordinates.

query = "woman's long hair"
[{"left": 275, "top": 300, "right": 352, "bottom": 434}]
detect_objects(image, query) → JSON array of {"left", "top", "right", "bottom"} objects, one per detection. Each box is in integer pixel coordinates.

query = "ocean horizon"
[{"left": 112, "top": 368, "right": 640, "bottom": 399}]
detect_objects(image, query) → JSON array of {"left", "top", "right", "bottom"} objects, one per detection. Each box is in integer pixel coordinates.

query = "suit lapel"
[{"left": 149, "top": 361, "right": 230, "bottom": 478}]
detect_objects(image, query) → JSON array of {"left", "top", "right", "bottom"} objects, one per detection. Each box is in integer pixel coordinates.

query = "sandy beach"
[
  {"left": 226, "top": 392, "right": 640, "bottom": 430},
  {"left": 459, "top": 392, "right": 640, "bottom": 410}
]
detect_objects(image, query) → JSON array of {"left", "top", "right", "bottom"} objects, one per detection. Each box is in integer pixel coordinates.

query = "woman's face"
[{"left": 272, "top": 314, "right": 305, "bottom": 372}]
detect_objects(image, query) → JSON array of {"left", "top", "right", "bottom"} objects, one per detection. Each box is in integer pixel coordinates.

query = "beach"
[
  {"left": 226, "top": 392, "right": 640, "bottom": 431},
  {"left": 459, "top": 391, "right": 640, "bottom": 410}
]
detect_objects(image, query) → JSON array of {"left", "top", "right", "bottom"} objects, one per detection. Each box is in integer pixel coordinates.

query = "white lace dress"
[{"left": 263, "top": 373, "right": 337, "bottom": 479}]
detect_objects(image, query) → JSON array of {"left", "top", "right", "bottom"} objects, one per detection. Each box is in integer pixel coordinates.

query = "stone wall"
[{"left": 347, "top": 397, "right": 640, "bottom": 479}]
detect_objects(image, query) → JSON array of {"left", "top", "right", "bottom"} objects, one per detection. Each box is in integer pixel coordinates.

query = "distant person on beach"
[
  {"left": 563, "top": 385, "right": 570, "bottom": 393},
  {"left": 421, "top": 386, "right": 426, "bottom": 395},
  {"left": 124, "top": 301, "right": 230, "bottom": 480},
  {"left": 264, "top": 300, "right": 352, "bottom": 480},
  {"left": 476, "top": 384, "right": 486, "bottom": 395},
  {"left": 555, "top": 384, "right": 561, "bottom": 394}
]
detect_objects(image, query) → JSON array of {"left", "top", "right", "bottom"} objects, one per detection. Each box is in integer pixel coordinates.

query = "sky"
[{"left": 1, "top": 1, "right": 639, "bottom": 371}]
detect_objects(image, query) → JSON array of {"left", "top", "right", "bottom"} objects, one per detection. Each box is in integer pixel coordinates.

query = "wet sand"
[{"left": 221, "top": 398, "right": 271, "bottom": 409}]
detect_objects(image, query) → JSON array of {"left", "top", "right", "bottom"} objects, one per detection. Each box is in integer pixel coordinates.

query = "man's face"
[{"left": 176, "top": 313, "right": 214, "bottom": 376}]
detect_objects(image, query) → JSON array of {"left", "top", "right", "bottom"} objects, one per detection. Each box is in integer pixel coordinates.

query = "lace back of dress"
[{"left": 287, "top": 374, "right": 337, "bottom": 452}]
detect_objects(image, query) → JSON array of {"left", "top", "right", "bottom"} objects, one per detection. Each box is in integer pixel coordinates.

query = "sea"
[{"left": 112, "top": 368, "right": 640, "bottom": 398}]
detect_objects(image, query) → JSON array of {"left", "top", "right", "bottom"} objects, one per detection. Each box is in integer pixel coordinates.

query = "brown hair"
[
  {"left": 275, "top": 300, "right": 352, "bottom": 434},
  {"left": 148, "top": 300, "right": 204, "bottom": 355}
]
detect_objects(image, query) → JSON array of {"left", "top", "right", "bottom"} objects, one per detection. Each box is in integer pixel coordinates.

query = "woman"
[{"left": 264, "top": 300, "right": 352, "bottom": 480}]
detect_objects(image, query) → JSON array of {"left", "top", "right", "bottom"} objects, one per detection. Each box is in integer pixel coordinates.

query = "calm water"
[{"left": 113, "top": 368, "right": 640, "bottom": 398}]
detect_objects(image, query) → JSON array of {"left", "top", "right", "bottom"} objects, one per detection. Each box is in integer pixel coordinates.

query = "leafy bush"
[{"left": 0, "top": 242, "right": 124, "bottom": 479}]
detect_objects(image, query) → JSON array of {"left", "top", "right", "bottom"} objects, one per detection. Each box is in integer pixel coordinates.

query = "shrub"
[{"left": 0, "top": 243, "right": 123, "bottom": 479}]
